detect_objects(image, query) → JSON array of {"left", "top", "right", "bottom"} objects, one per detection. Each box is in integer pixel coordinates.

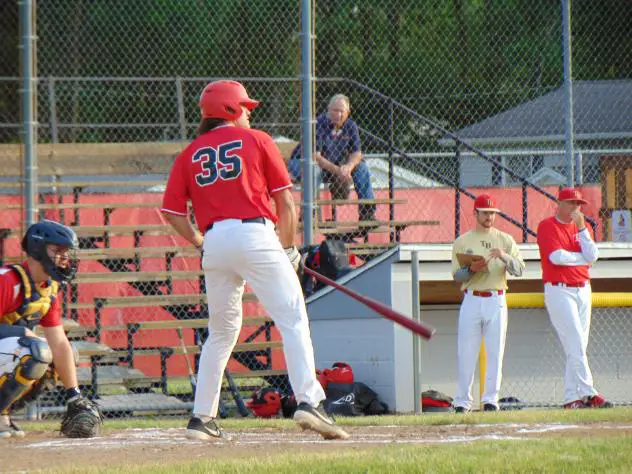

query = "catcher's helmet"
[
  {"left": 199, "top": 80, "right": 260, "bottom": 121},
  {"left": 247, "top": 387, "right": 282, "bottom": 418},
  {"left": 21, "top": 220, "right": 79, "bottom": 283}
]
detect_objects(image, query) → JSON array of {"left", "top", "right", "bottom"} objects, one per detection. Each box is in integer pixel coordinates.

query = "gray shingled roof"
[{"left": 446, "top": 80, "right": 632, "bottom": 145}]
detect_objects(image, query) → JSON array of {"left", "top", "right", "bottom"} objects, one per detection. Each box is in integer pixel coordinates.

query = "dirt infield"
[{"left": 2, "top": 421, "right": 632, "bottom": 472}]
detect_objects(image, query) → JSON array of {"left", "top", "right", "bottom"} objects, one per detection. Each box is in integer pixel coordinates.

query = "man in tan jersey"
[{"left": 450, "top": 194, "right": 525, "bottom": 413}]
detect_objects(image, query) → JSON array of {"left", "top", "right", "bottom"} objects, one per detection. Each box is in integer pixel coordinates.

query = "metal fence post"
[
  {"left": 20, "top": 0, "right": 37, "bottom": 230},
  {"left": 562, "top": 0, "right": 575, "bottom": 187},
  {"left": 411, "top": 250, "right": 422, "bottom": 414},
  {"left": 175, "top": 77, "right": 187, "bottom": 140},
  {"left": 575, "top": 151, "right": 583, "bottom": 186},
  {"left": 300, "top": 0, "right": 314, "bottom": 246},
  {"left": 388, "top": 99, "right": 395, "bottom": 242},
  {"left": 454, "top": 146, "right": 461, "bottom": 239}
]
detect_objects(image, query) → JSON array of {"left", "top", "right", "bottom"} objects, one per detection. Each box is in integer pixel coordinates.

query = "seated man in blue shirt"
[{"left": 288, "top": 94, "right": 376, "bottom": 221}]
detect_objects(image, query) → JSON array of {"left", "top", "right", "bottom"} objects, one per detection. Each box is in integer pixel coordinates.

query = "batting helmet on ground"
[
  {"left": 247, "top": 387, "right": 281, "bottom": 418},
  {"left": 199, "top": 80, "right": 260, "bottom": 121}
]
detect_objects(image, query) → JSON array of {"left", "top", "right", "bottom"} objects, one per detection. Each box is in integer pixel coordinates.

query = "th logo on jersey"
[{"left": 480, "top": 241, "right": 491, "bottom": 249}]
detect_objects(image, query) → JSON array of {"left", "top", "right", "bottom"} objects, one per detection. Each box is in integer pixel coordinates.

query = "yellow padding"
[
  {"left": 15, "top": 357, "right": 36, "bottom": 386},
  {"left": 508, "top": 292, "right": 632, "bottom": 309}
]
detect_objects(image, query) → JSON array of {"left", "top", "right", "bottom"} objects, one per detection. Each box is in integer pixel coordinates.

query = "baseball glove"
[{"left": 60, "top": 396, "right": 104, "bottom": 438}]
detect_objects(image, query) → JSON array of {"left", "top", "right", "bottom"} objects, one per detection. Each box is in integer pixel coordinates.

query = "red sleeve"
[
  {"left": 0, "top": 267, "right": 18, "bottom": 315},
  {"left": 161, "top": 152, "right": 190, "bottom": 216},
  {"left": 536, "top": 219, "right": 560, "bottom": 260},
  {"left": 39, "top": 294, "right": 61, "bottom": 327},
  {"left": 258, "top": 133, "right": 292, "bottom": 194}
]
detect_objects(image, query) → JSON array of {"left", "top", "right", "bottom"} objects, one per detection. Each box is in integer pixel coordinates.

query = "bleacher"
[{"left": 0, "top": 141, "right": 439, "bottom": 414}]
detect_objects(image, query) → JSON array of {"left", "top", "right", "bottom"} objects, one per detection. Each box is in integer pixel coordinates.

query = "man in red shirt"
[
  {"left": 0, "top": 220, "right": 102, "bottom": 438},
  {"left": 537, "top": 188, "right": 611, "bottom": 409},
  {"left": 161, "top": 80, "right": 348, "bottom": 440}
]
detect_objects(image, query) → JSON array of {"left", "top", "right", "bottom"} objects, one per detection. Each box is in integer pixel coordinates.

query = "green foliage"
[{"left": 0, "top": 0, "right": 630, "bottom": 143}]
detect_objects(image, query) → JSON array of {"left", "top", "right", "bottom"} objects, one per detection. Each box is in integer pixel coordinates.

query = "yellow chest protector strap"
[{"left": 0, "top": 264, "right": 58, "bottom": 327}]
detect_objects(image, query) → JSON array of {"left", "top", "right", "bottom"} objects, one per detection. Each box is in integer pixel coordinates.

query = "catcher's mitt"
[{"left": 60, "top": 396, "right": 104, "bottom": 438}]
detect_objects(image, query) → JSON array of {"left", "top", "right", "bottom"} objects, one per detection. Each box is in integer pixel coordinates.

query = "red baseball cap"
[
  {"left": 474, "top": 194, "right": 500, "bottom": 212},
  {"left": 558, "top": 187, "right": 588, "bottom": 204}
]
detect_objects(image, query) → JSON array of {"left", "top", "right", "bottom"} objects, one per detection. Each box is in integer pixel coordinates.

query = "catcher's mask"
[
  {"left": 247, "top": 387, "right": 282, "bottom": 418},
  {"left": 21, "top": 220, "right": 79, "bottom": 283},
  {"left": 199, "top": 80, "right": 260, "bottom": 121}
]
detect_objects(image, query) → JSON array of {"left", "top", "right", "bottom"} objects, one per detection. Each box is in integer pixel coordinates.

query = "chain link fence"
[
  {"left": 502, "top": 305, "right": 632, "bottom": 407},
  {"left": 0, "top": 0, "right": 630, "bottom": 420}
]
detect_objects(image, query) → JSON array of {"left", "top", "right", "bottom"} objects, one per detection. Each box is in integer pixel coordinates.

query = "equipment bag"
[
  {"left": 318, "top": 239, "right": 352, "bottom": 280},
  {"left": 300, "top": 239, "right": 353, "bottom": 296},
  {"left": 324, "top": 382, "right": 389, "bottom": 416}
]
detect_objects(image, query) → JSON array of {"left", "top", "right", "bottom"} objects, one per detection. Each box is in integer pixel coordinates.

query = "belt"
[
  {"left": 548, "top": 281, "right": 587, "bottom": 288},
  {"left": 465, "top": 289, "right": 504, "bottom": 298},
  {"left": 206, "top": 217, "right": 266, "bottom": 232}
]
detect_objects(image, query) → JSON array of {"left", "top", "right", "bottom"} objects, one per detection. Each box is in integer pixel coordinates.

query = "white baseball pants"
[
  {"left": 193, "top": 218, "right": 325, "bottom": 418},
  {"left": 454, "top": 292, "right": 508, "bottom": 410},
  {"left": 0, "top": 337, "right": 27, "bottom": 378},
  {"left": 544, "top": 283, "right": 597, "bottom": 403}
]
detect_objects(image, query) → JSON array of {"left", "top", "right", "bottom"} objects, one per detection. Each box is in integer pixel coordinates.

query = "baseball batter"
[
  {"left": 0, "top": 220, "right": 102, "bottom": 438},
  {"left": 161, "top": 80, "right": 348, "bottom": 440},
  {"left": 537, "top": 187, "right": 611, "bottom": 409},
  {"left": 451, "top": 195, "right": 525, "bottom": 413}
]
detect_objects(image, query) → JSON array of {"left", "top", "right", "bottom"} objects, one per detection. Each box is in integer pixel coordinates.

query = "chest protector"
[{"left": 0, "top": 264, "right": 58, "bottom": 329}]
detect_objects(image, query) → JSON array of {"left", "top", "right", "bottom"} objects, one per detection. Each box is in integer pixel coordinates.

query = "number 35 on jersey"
[{"left": 193, "top": 140, "right": 243, "bottom": 187}]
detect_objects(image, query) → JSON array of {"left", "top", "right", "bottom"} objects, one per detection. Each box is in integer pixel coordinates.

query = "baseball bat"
[
  {"left": 224, "top": 368, "right": 250, "bottom": 417},
  {"left": 176, "top": 328, "right": 198, "bottom": 391},
  {"left": 303, "top": 266, "right": 436, "bottom": 340}
]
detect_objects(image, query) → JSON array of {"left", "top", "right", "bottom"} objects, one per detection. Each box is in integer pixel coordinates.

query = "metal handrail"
[
  {"left": 333, "top": 78, "right": 558, "bottom": 200},
  {"left": 360, "top": 128, "right": 536, "bottom": 240},
  {"left": 331, "top": 78, "right": 597, "bottom": 238}
]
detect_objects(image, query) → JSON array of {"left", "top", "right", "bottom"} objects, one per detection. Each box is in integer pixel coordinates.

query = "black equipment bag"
[{"left": 300, "top": 239, "right": 352, "bottom": 296}]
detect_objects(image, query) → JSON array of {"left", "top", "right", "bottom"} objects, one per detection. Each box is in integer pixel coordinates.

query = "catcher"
[{"left": 0, "top": 220, "right": 103, "bottom": 438}]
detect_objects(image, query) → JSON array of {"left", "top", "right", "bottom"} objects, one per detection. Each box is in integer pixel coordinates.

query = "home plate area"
[
  {"left": 19, "top": 422, "right": 632, "bottom": 450},
  {"left": 5, "top": 422, "right": 632, "bottom": 471}
]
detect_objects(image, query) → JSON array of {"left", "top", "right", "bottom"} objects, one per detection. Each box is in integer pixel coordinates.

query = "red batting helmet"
[
  {"left": 474, "top": 194, "right": 500, "bottom": 212},
  {"left": 247, "top": 387, "right": 281, "bottom": 418},
  {"left": 199, "top": 80, "right": 260, "bottom": 121},
  {"left": 317, "top": 362, "right": 355, "bottom": 390}
]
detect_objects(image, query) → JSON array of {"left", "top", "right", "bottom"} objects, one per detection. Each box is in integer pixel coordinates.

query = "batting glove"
[{"left": 284, "top": 246, "right": 301, "bottom": 272}]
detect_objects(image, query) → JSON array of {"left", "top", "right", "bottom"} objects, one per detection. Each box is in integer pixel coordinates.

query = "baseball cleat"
[
  {"left": 454, "top": 406, "right": 470, "bottom": 413},
  {"left": 185, "top": 417, "right": 230, "bottom": 441},
  {"left": 293, "top": 402, "right": 349, "bottom": 440},
  {"left": 583, "top": 394, "right": 613, "bottom": 408},
  {"left": 483, "top": 403, "right": 499, "bottom": 412},
  {"left": 563, "top": 400, "right": 587, "bottom": 409},
  {"left": 0, "top": 415, "right": 25, "bottom": 438}
]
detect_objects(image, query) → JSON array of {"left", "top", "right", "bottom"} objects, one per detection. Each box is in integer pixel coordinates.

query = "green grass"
[
  {"left": 23, "top": 406, "right": 632, "bottom": 433},
  {"left": 43, "top": 437, "right": 632, "bottom": 474},
  {"left": 21, "top": 408, "right": 632, "bottom": 473}
]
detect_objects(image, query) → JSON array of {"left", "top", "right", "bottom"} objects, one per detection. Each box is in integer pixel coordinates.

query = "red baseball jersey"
[
  {"left": 161, "top": 125, "right": 292, "bottom": 233},
  {"left": 537, "top": 216, "right": 593, "bottom": 284},
  {"left": 0, "top": 262, "right": 62, "bottom": 327}
]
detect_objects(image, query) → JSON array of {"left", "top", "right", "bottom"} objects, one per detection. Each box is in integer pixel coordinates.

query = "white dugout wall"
[{"left": 307, "top": 244, "right": 632, "bottom": 412}]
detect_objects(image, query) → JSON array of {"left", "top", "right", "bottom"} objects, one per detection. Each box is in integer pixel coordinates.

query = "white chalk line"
[{"left": 19, "top": 423, "right": 584, "bottom": 450}]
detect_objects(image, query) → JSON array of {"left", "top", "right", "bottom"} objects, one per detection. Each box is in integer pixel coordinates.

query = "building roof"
[{"left": 444, "top": 80, "right": 632, "bottom": 145}]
